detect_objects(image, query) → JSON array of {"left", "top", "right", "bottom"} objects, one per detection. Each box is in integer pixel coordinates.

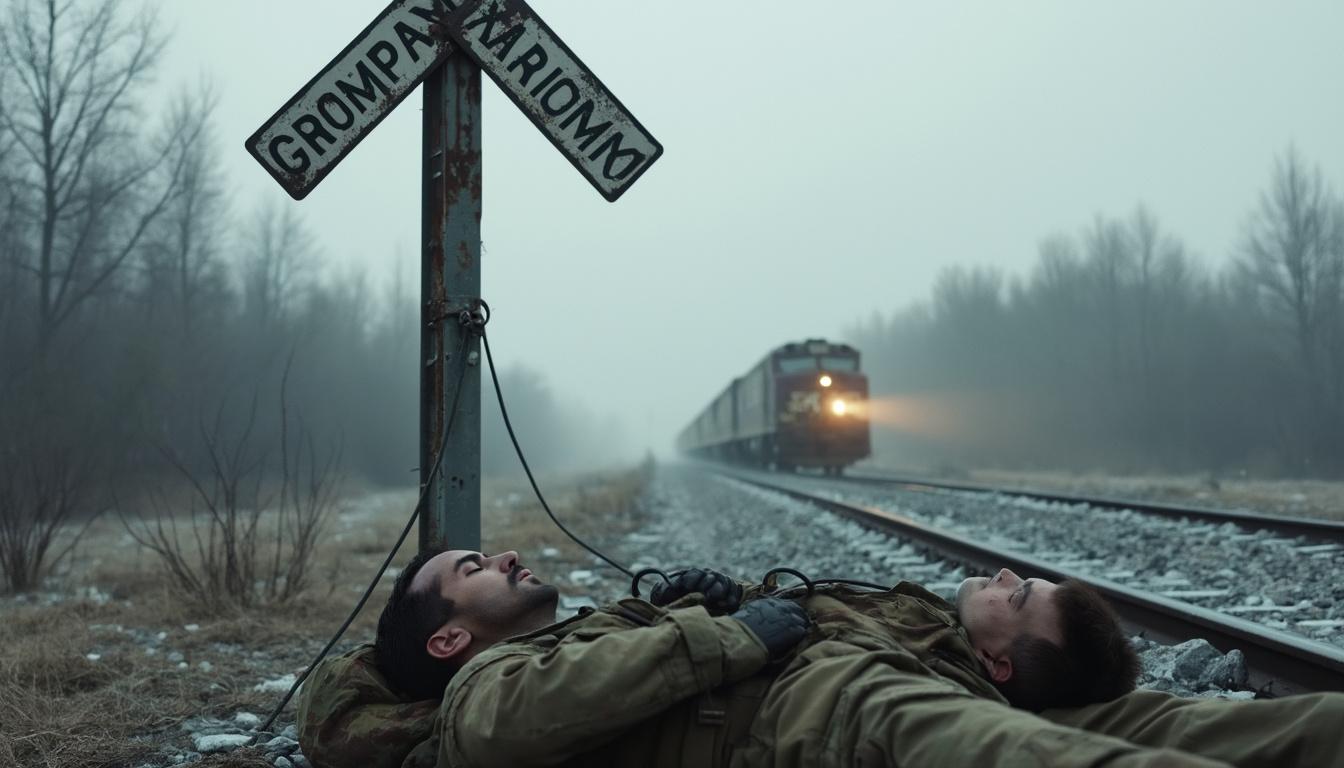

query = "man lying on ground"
[{"left": 297, "top": 549, "right": 1343, "bottom": 767}]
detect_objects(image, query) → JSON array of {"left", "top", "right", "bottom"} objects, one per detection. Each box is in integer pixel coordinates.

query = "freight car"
[{"left": 676, "top": 339, "right": 871, "bottom": 474}]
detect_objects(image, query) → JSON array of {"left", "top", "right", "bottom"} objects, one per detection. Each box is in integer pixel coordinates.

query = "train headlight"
[
  {"left": 819, "top": 375, "right": 833, "bottom": 387},
  {"left": 831, "top": 399, "right": 847, "bottom": 416}
]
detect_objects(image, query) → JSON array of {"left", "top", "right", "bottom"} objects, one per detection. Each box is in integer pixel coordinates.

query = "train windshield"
[
  {"left": 778, "top": 357, "right": 818, "bottom": 374},
  {"left": 820, "top": 356, "right": 858, "bottom": 372}
]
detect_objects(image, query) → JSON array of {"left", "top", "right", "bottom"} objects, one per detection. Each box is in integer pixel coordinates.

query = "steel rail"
[
  {"left": 718, "top": 468, "right": 1344, "bottom": 698},
  {"left": 841, "top": 469, "right": 1344, "bottom": 543}
]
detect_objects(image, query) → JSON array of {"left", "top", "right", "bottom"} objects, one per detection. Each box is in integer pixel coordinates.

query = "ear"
[
  {"left": 427, "top": 625, "right": 472, "bottom": 662},
  {"left": 979, "top": 648, "right": 1014, "bottom": 684}
]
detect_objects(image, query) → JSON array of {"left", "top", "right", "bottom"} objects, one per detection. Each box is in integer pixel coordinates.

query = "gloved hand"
[
  {"left": 731, "top": 597, "right": 810, "bottom": 659},
  {"left": 649, "top": 568, "right": 743, "bottom": 615}
]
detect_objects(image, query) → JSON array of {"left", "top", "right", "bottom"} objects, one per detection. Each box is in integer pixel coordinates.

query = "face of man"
[
  {"left": 414, "top": 549, "right": 559, "bottom": 661},
  {"left": 955, "top": 568, "right": 1063, "bottom": 682}
]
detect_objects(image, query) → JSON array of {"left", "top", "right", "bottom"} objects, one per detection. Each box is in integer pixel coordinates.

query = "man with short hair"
[{"left": 298, "top": 548, "right": 1344, "bottom": 767}]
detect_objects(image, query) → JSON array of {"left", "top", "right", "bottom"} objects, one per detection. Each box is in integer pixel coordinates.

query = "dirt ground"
[
  {"left": 0, "top": 465, "right": 651, "bottom": 768},
  {"left": 866, "top": 464, "right": 1344, "bottom": 522}
]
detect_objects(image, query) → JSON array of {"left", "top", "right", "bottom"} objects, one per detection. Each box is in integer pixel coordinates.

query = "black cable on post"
[
  {"left": 256, "top": 326, "right": 473, "bottom": 737},
  {"left": 479, "top": 326, "right": 635, "bottom": 580}
]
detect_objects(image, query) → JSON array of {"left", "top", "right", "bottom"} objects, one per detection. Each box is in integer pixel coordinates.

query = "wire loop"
[{"left": 629, "top": 567, "right": 674, "bottom": 599}]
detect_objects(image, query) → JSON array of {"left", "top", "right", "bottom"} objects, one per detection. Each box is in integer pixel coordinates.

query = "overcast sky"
[{"left": 159, "top": 1, "right": 1344, "bottom": 455}]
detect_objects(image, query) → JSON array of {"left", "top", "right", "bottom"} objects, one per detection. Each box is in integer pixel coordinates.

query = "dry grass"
[{"left": 0, "top": 464, "right": 652, "bottom": 768}]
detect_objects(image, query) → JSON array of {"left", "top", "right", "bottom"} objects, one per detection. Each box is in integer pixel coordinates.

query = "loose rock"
[
  {"left": 264, "top": 735, "right": 300, "bottom": 755},
  {"left": 193, "top": 733, "right": 252, "bottom": 753},
  {"left": 1171, "top": 639, "right": 1222, "bottom": 686}
]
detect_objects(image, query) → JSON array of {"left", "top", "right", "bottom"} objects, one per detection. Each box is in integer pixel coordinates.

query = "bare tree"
[
  {"left": 138, "top": 84, "right": 226, "bottom": 339},
  {"left": 121, "top": 365, "right": 342, "bottom": 610},
  {"left": 1124, "top": 206, "right": 1191, "bottom": 450},
  {"left": 1130, "top": 205, "right": 1162, "bottom": 393},
  {"left": 0, "top": 125, "right": 26, "bottom": 352},
  {"left": 0, "top": 0, "right": 196, "bottom": 354},
  {"left": 0, "top": 439, "right": 94, "bottom": 593},
  {"left": 124, "top": 396, "right": 270, "bottom": 609},
  {"left": 1240, "top": 147, "right": 1344, "bottom": 468},
  {"left": 268, "top": 354, "right": 342, "bottom": 601},
  {"left": 1241, "top": 147, "right": 1344, "bottom": 378},
  {"left": 1084, "top": 214, "right": 1134, "bottom": 389},
  {"left": 243, "top": 203, "right": 313, "bottom": 330}
]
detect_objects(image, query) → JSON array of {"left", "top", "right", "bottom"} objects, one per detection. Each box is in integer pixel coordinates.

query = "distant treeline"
[
  {"left": 849, "top": 149, "right": 1344, "bottom": 477},
  {"left": 0, "top": 0, "right": 627, "bottom": 525}
]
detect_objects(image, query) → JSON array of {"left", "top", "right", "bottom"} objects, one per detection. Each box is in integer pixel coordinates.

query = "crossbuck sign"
[{"left": 246, "top": 0, "right": 661, "bottom": 201}]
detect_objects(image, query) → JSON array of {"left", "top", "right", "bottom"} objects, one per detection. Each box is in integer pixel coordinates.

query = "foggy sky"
[{"left": 159, "top": 1, "right": 1344, "bottom": 457}]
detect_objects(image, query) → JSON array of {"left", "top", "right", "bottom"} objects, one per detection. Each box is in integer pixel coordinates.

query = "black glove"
[
  {"left": 731, "top": 597, "right": 810, "bottom": 659},
  {"left": 649, "top": 568, "right": 743, "bottom": 615}
]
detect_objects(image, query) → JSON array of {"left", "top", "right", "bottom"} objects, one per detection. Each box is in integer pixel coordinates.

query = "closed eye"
[
  {"left": 454, "top": 553, "right": 486, "bottom": 576},
  {"left": 1013, "top": 580, "right": 1034, "bottom": 609}
]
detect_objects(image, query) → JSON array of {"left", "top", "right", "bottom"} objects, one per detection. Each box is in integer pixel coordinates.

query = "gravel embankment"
[{"left": 574, "top": 464, "right": 1253, "bottom": 699}]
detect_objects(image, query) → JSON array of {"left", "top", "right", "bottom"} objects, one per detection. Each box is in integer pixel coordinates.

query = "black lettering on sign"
[
  {"left": 393, "top": 21, "right": 435, "bottom": 62},
  {"left": 335, "top": 62, "right": 389, "bottom": 114},
  {"left": 293, "top": 115, "right": 337, "bottom": 155},
  {"left": 540, "top": 78, "right": 579, "bottom": 116},
  {"left": 406, "top": 1, "right": 443, "bottom": 24},
  {"left": 462, "top": 2, "right": 512, "bottom": 44},
  {"left": 528, "top": 66, "right": 561, "bottom": 98},
  {"left": 317, "top": 93, "right": 355, "bottom": 130},
  {"left": 558, "top": 100, "right": 611, "bottom": 150},
  {"left": 368, "top": 40, "right": 401, "bottom": 84},
  {"left": 483, "top": 23, "right": 524, "bottom": 60},
  {"left": 461, "top": 0, "right": 525, "bottom": 61},
  {"left": 588, "top": 131, "right": 647, "bottom": 180},
  {"left": 268, "top": 134, "right": 309, "bottom": 173},
  {"left": 507, "top": 44, "right": 547, "bottom": 86}
]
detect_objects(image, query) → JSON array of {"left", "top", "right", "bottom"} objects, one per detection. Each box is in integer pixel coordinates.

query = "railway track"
[
  {"left": 843, "top": 468, "right": 1344, "bottom": 544},
  {"left": 716, "top": 467, "right": 1344, "bottom": 698}
]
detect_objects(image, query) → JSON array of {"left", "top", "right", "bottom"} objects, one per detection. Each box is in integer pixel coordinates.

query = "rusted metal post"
[{"left": 420, "top": 54, "right": 483, "bottom": 553}]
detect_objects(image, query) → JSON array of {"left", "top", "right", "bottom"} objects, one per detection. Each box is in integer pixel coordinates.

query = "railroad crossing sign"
[
  {"left": 246, "top": 0, "right": 661, "bottom": 201},
  {"left": 245, "top": 0, "right": 663, "bottom": 553}
]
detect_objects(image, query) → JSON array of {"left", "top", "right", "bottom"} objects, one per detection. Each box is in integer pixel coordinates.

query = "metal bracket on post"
[{"left": 426, "top": 296, "right": 485, "bottom": 329}]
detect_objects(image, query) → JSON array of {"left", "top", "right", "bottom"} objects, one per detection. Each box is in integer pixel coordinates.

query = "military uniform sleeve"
[{"left": 441, "top": 605, "right": 769, "bottom": 767}]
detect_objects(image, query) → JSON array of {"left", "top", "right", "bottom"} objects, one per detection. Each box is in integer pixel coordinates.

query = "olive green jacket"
[{"left": 298, "top": 582, "right": 1002, "bottom": 768}]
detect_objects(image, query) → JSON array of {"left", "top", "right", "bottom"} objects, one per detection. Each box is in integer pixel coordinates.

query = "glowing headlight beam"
[
  {"left": 819, "top": 375, "right": 833, "bottom": 387},
  {"left": 831, "top": 399, "right": 847, "bottom": 416}
]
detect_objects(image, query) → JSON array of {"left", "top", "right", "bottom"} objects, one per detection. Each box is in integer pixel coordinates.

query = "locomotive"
[{"left": 676, "top": 339, "right": 871, "bottom": 474}]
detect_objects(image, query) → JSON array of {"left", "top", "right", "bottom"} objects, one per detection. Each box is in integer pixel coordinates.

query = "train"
[{"left": 676, "top": 339, "right": 871, "bottom": 474}]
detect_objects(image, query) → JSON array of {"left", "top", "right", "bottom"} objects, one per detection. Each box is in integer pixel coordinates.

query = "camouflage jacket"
[
  {"left": 297, "top": 582, "right": 1003, "bottom": 768},
  {"left": 296, "top": 641, "right": 440, "bottom": 768}
]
